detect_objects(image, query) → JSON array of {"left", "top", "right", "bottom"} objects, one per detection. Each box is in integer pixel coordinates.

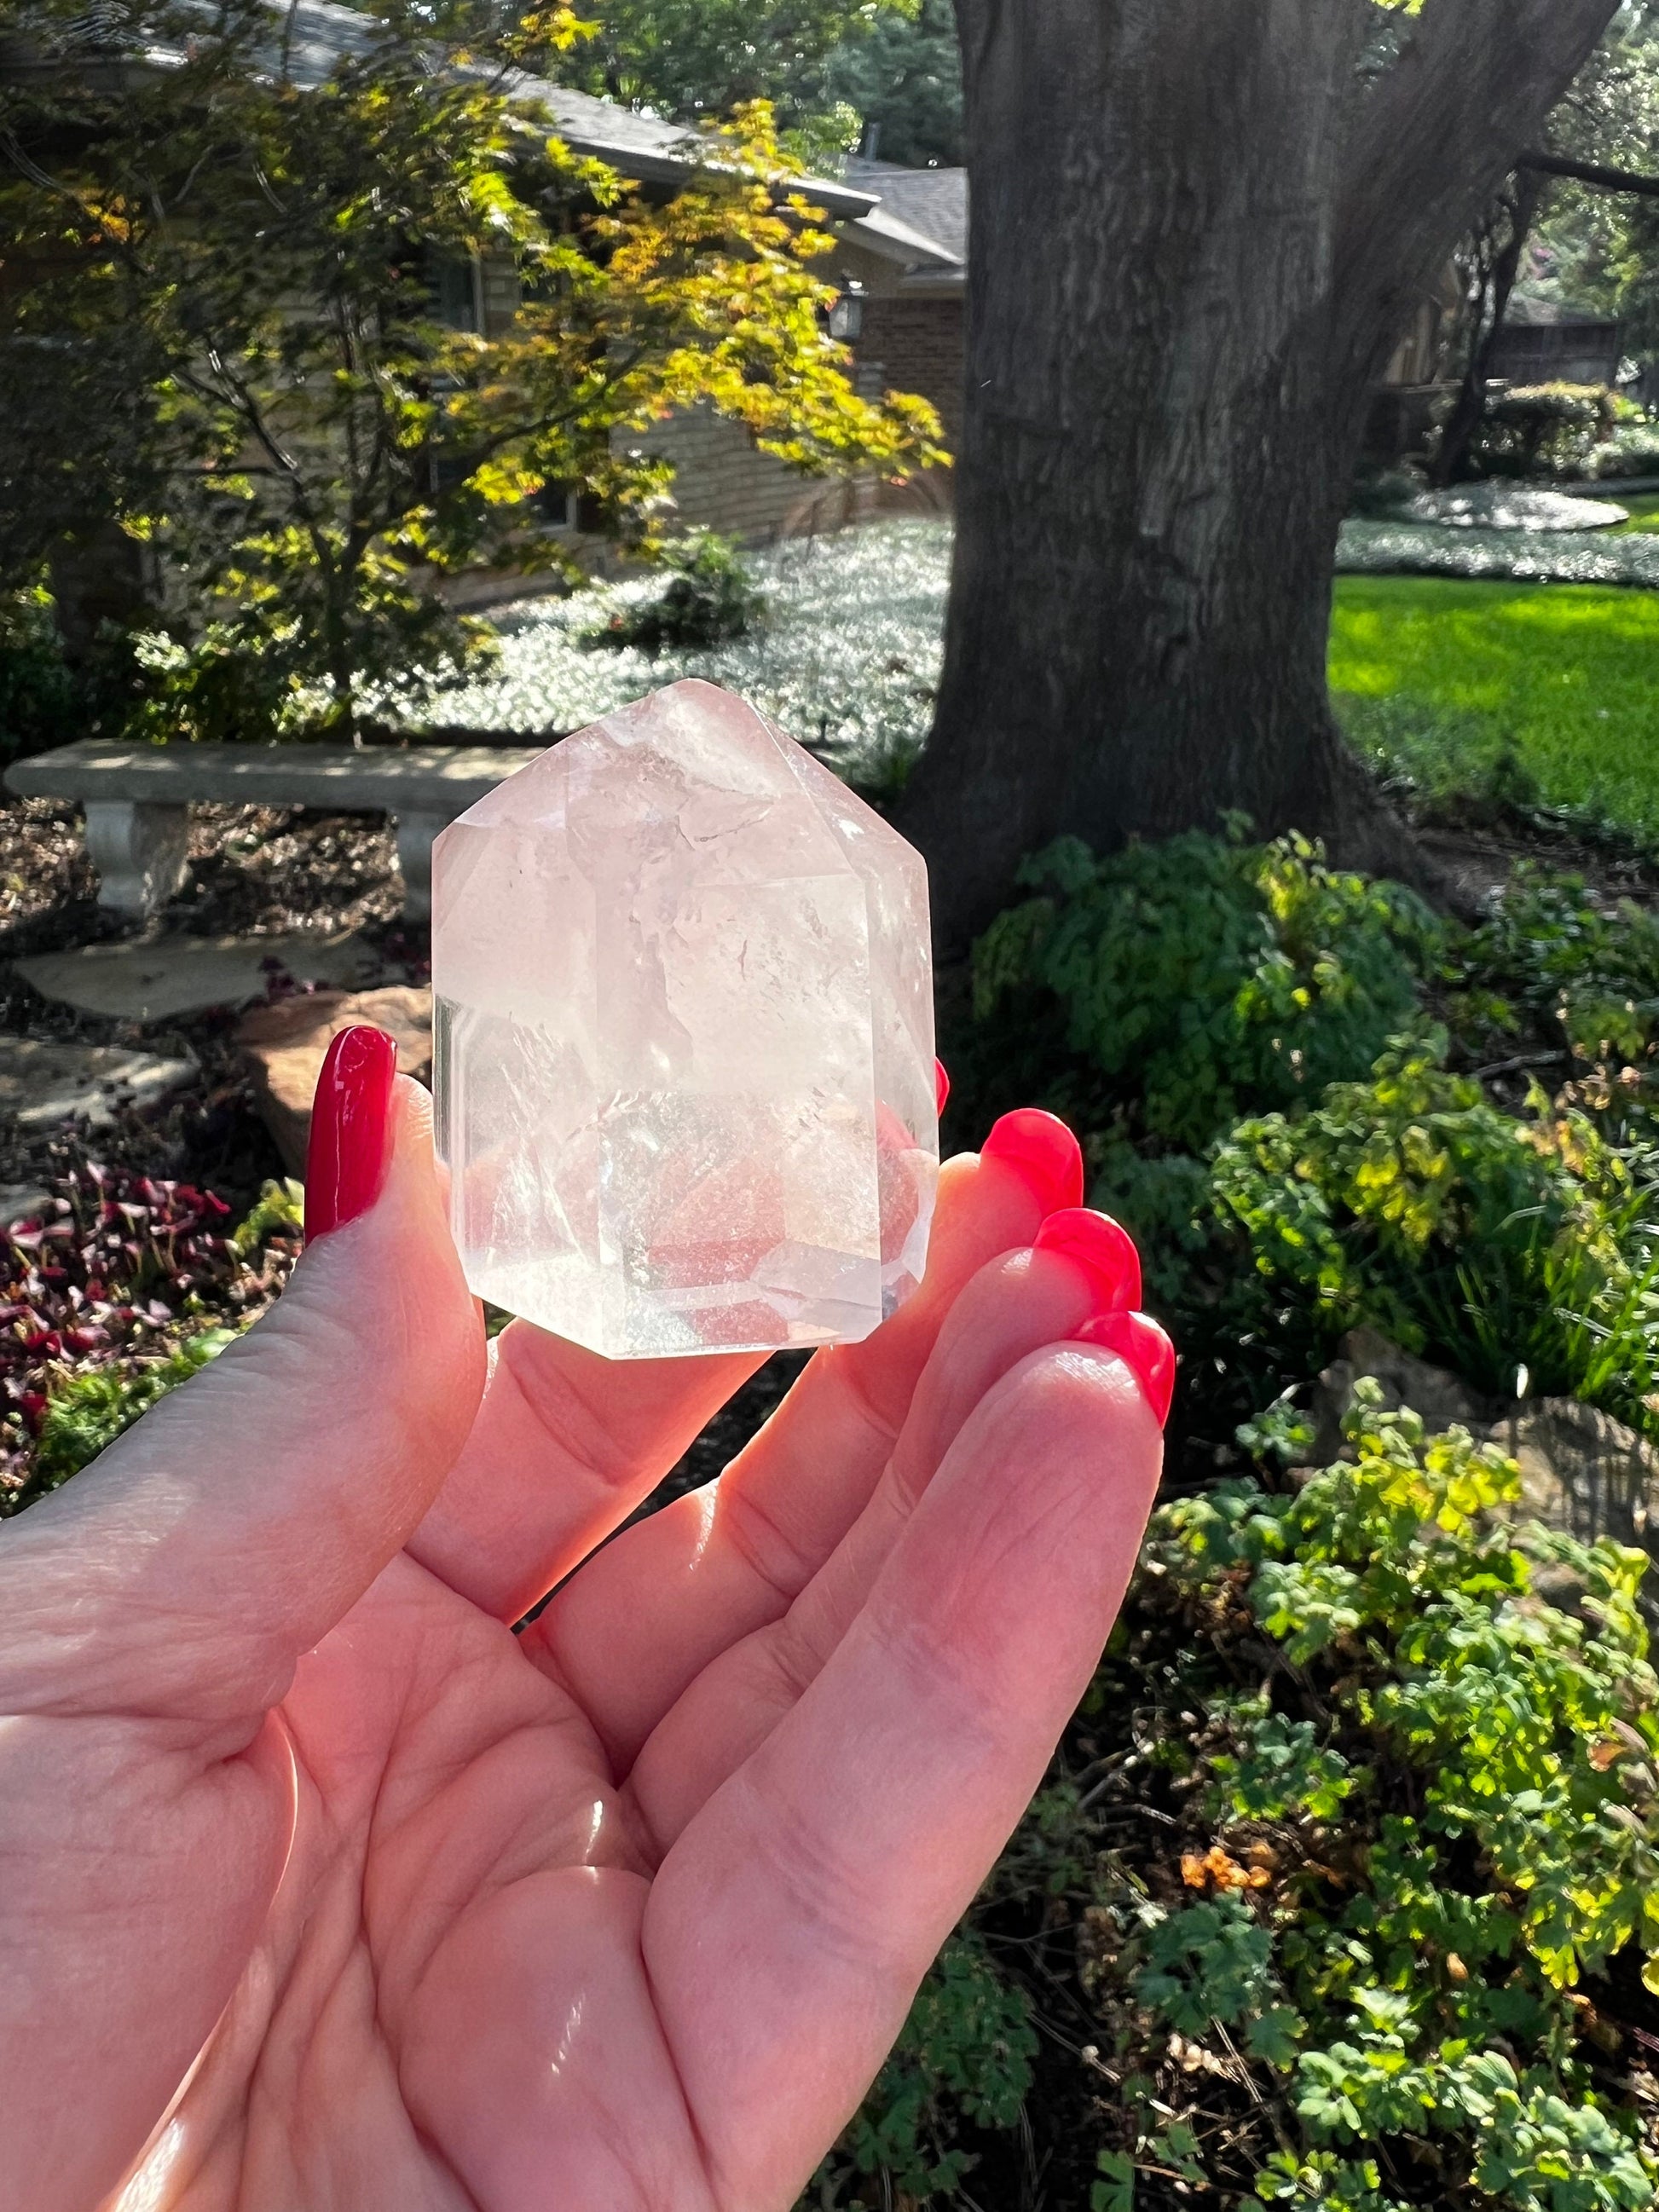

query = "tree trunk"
[
  {"left": 903, "top": 0, "right": 1616, "bottom": 949},
  {"left": 1430, "top": 170, "right": 1542, "bottom": 488}
]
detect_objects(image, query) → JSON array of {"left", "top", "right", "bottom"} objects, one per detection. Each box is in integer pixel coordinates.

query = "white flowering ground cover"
[
  {"left": 1337, "top": 517, "right": 1659, "bottom": 587},
  {"left": 435, "top": 520, "right": 951, "bottom": 777}
]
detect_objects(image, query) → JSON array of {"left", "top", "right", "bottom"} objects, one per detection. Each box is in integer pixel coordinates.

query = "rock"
[
  {"left": 1307, "top": 1327, "right": 1659, "bottom": 1614},
  {"left": 0, "top": 1037, "right": 197, "bottom": 1129},
  {"left": 1405, "top": 482, "right": 1627, "bottom": 533},
  {"left": 1304, "top": 1325, "right": 1500, "bottom": 1464},
  {"left": 14, "top": 932, "right": 382, "bottom": 1024},
  {"left": 1484, "top": 1398, "right": 1657, "bottom": 1556},
  {"left": 0, "top": 1181, "right": 50, "bottom": 1224},
  {"left": 237, "top": 985, "right": 432, "bottom": 1173}
]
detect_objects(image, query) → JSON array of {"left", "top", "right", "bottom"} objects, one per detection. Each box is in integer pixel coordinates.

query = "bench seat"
[{"left": 5, "top": 738, "right": 547, "bottom": 921}]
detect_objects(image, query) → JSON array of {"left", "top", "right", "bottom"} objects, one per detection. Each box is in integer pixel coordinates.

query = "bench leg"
[
  {"left": 392, "top": 811, "right": 448, "bottom": 925},
  {"left": 84, "top": 800, "right": 192, "bottom": 916}
]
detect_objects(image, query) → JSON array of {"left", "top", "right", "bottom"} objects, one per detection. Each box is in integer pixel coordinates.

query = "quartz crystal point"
[{"left": 431, "top": 679, "right": 937, "bottom": 1359}]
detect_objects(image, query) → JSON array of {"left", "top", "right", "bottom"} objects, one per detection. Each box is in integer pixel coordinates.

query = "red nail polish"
[
  {"left": 1071, "top": 1309, "right": 1176, "bottom": 1427},
  {"left": 980, "top": 1108, "right": 1085, "bottom": 1215},
  {"left": 934, "top": 1058, "right": 951, "bottom": 1116},
  {"left": 305, "top": 1025, "right": 397, "bottom": 1239},
  {"left": 1034, "top": 1207, "right": 1142, "bottom": 1312}
]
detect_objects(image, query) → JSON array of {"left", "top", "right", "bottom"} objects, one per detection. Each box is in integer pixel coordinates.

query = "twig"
[{"left": 1471, "top": 1049, "right": 1565, "bottom": 1081}]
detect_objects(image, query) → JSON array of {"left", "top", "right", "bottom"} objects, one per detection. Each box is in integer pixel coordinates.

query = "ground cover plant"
[
  {"left": 0, "top": 1165, "right": 302, "bottom": 1515},
  {"left": 431, "top": 526, "right": 1659, "bottom": 853},
  {"left": 427, "top": 516, "right": 949, "bottom": 768},
  {"left": 1335, "top": 518, "right": 1659, "bottom": 586}
]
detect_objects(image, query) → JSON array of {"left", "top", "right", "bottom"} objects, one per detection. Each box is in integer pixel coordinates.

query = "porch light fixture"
[{"left": 828, "top": 280, "right": 865, "bottom": 341}]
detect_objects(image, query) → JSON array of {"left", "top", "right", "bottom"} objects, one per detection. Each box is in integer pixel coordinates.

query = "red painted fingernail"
[
  {"left": 1072, "top": 1309, "right": 1176, "bottom": 1427},
  {"left": 305, "top": 1025, "right": 398, "bottom": 1239},
  {"left": 934, "top": 1057, "right": 951, "bottom": 1116},
  {"left": 980, "top": 1108, "right": 1085, "bottom": 1215},
  {"left": 1034, "top": 1207, "right": 1142, "bottom": 1312}
]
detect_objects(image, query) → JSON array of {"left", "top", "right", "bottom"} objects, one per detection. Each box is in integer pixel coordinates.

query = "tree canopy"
[{"left": 0, "top": 0, "right": 940, "bottom": 735}]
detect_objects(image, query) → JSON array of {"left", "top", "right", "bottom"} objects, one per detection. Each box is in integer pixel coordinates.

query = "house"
[
  {"left": 0, "top": 0, "right": 968, "bottom": 555},
  {"left": 1487, "top": 295, "right": 1623, "bottom": 390}
]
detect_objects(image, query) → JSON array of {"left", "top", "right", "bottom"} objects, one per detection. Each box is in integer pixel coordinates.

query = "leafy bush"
[
  {"left": 1588, "top": 424, "right": 1659, "bottom": 481},
  {"left": 1467, "top": 382, "right": 1617, "bottom": 481},
  {"left": 0, "top": 585, "right": 79, "bottom": 763},
  {"left": 818, "top": 1937, "right": 1038, "bottom": 2206},
  {"left": 821, "top": 1389, "right": 1659, "bottom": 2209},
  {"left": 1101, "top": 1387, "right": 1659, "bottom": 2210},
  {"left": 583, "top": 531, "right": 766, "bottom": 654},
  {"left": 1211, "top": 1031, "right": 1659, "bottom": 1417},
  {"left": 972, "top": 830, "right": 1439, "bottom": 1153},
  {"left": 1456, "top": 864, "right": 1659, "bottom": 1056}
]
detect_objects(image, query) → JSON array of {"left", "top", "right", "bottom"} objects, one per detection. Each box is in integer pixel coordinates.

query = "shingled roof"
[{"left": 844, "top": 158, "right": 968, "bottom": 270}]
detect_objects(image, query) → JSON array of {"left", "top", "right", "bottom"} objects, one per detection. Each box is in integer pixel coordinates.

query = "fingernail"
[
  {"left": 1072, "top": 1309, "right": 1176, "bottom": 1427},
  {"left": 980, "top": 1108, "right": 1084, "bottom": 1215},
  {"left": 1034, "top": 1207, "right": 1142, "bottom": 1312},
  {"left": 934, "top": 1057, "right": 951, "bottom": 1116},
  {"left": 305, "top": 1025, "right": 398, "bottom": 1239}
]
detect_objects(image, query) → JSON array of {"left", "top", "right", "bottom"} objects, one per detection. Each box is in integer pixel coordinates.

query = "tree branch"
[
  {"left": 1332, "top": 0, "right": 1616, "bottom": 391},
  {"left": 1517, "top": 147, "right": 1659, "bottom": 199}
]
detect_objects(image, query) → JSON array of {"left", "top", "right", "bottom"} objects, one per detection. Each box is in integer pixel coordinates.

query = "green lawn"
[
  {"left": 1330, "top": 574, "right": 1659, "bottom": 836},
  {"left": 1605, "top": 488, "right": 1659, "bottom": 534}
]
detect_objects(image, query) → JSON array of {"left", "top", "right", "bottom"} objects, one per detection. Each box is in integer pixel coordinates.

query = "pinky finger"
[{"left": 641, "top": 1339, "right": 1163, "bottom": 2211}]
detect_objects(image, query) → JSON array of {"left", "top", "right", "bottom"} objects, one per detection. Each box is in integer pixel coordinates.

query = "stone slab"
[
  {"left": 14, "top": 933, "right": 381, "bottom": 1024},
  {"left": 238, "top": 985, "right": 433, "bottom": 1174},
  {"left": 7, "top": 738, "right": 547, "bottom": 814},
  {"left": 0, "top": 1039, "right": 197, "bottom": 1129}
]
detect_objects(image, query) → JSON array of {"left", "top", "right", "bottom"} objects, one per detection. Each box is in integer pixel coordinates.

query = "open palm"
[{"left": 2, "top": 1084, "right": 1161, "bottom": 2212}]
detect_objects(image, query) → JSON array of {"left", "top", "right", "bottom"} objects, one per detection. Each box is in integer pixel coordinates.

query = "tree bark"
[
  {"left": 1430, "top": 170, "right": 1542, "bottom": 489},
  {"left": 903, "top": 0, "right": 1616, "bottom": 950}
]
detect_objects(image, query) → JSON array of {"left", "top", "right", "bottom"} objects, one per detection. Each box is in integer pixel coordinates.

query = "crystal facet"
[{"left": 431, "top": 679, "right": 937, "bottom": 1359}]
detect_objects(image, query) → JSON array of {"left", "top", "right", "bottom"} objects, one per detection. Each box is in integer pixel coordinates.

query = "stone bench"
[{"left": 4, "top": 737, "right": 547, "bottom": 921}]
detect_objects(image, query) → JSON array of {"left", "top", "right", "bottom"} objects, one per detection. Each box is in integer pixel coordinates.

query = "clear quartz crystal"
[{"left": 431, "top": 679, "right": 937, "bottom": 1359}]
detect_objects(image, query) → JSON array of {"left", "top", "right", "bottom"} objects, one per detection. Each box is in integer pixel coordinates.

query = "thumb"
[{"left": 1, "top": 1031, "right": 486, "bottom": 1724}]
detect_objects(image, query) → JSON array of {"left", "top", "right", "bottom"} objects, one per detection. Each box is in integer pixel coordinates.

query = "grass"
[
  {"left": 1331, "top": 575, "right": 1659, "bottom": 835},
  {"left": 1607, "top": 489, "right": 1659, "bottom": 534}
]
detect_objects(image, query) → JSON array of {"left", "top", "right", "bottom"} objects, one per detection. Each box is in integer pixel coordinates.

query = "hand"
[{"left": 1, "top": 1036, "right": 1166, "bottom": 2212}]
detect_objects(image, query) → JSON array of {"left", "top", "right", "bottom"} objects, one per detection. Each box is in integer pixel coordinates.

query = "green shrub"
[
  {"left": 0, "top": 585, "right": 79, "bottom": 763},
  {"left": 971, "top": 830, "right": 1439, "bottom": 1154},
  {"left": 584, "top": 530, "right": 766, "bottom": 654},
  {"left": 1449, "top": 863, "right": 1659, "bottom": 1078},
  {"left": 1211, "top": 1031, "right": 1659, "bottom": 1418},
  {"left": 1588, "top": 424, "right": 1659, "bottom": 481},
  {"left": 1466, "top": 382, "right": 1617, "bottom": 481},
  {"left": 821, "top": 1389, "right": 1659, "bottom": 2209},
  {"left": 1100, "top": 1385, "right": 1659, "bottom": 2211},
  {"left": 818, "top": 1937, "right": 1038, "bottom": 2206}
]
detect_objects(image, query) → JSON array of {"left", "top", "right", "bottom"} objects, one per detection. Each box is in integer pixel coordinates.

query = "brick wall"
[{"left": 855, "top": 294, "right": 965, "bottom": 453}]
